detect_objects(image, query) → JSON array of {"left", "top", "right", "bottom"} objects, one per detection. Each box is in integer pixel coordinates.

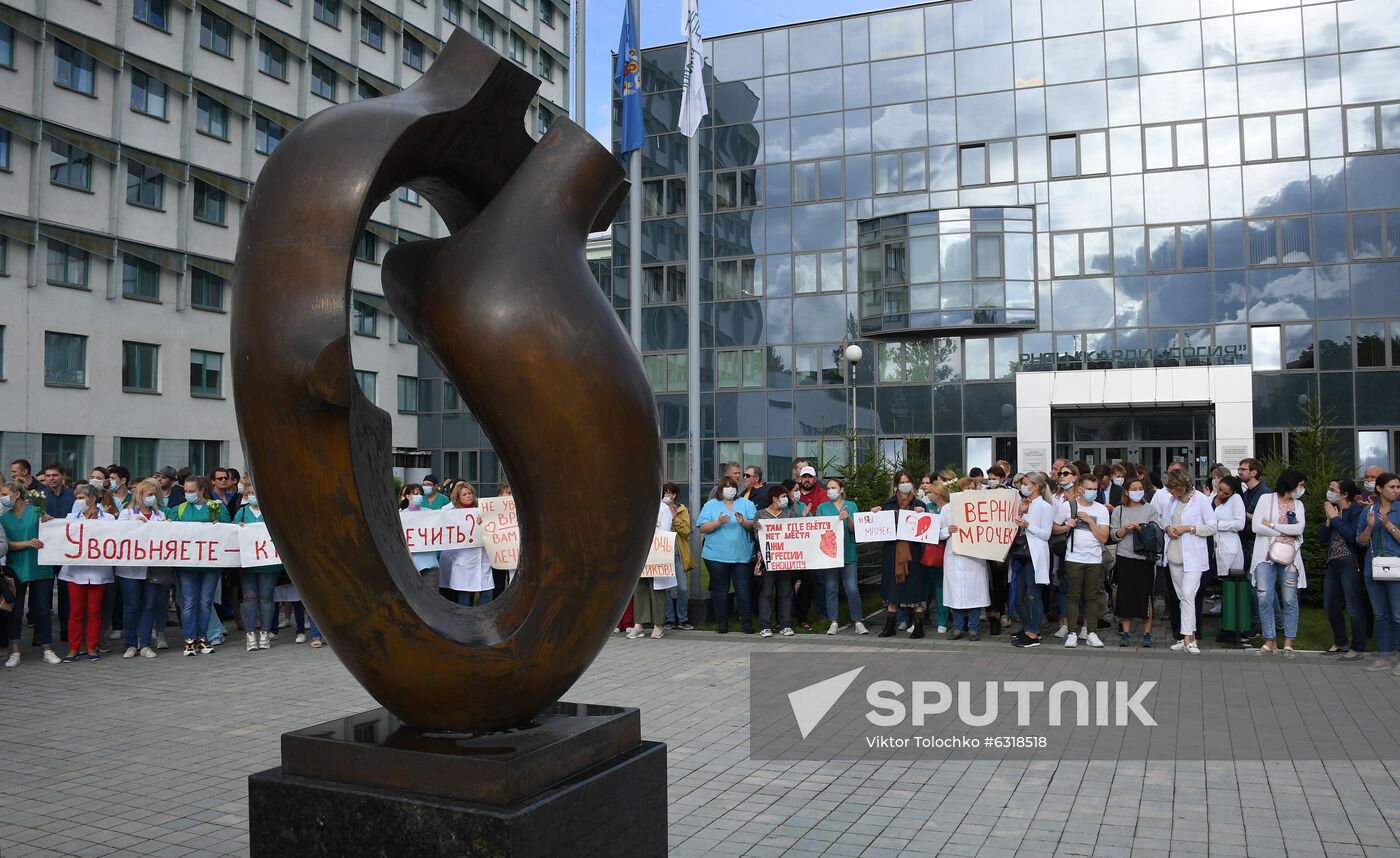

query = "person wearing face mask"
[
  {"left": 816, "top": 477, "right": 866, "bottom": 635},
  {"left": 697, "top": 475, "right": 759, "bottom": 634},
  {"left": 1211, "top": 475, "right": 1249, "bottom": 646},
  {"left": 58, "top": 485, "right": 116, "bottom": 662},
  {"left": 400, "top": 484, "right": 441, "bottom": 580},
  {"left": 661, "top": 483, "right": 694, "bottom": 631},
  {"left": 116, "top": 480, "right": 168, "bottom": 658},
  {"left": 171, "top": 476, "right": 231, "bottom": 657},
  {"left": 1359, "top": 473, "right": 1400, "bottom": 674},
  {"left": 1011, "top": 472, "right": 1057, "bottom": 647},
  {"left": 1360, "top": 465, "right": 1384, "bottom": 505},
  {"left": 2, "top": 480, "right": 59, "bottom": 668},
  {"left": 983, "top": 467, "right": 1011, "bottom": 636},
  {"left": 1319, "top": 478, "right": 1368, "bottom": 661},
  {"left": 1160, "top": 469, "right": 1218, "bottom": 655},
  {"left": 754, "top": 485, "right": 799, "bottom": 638},
  {"left": 1106, "top": 463, "right": 1128, "bottom": 508},
  {"left": 420, "top": 474, "right": 450, "bottom": 510},
  {"left": 936, "top": 477, "right": 992, "bottom": 641},
  {"left": 1250, "top": 469, "right": 1307, "bottom": 657},
  {"left": 1054, "top": 474, "right": 1111, "bottom": 649},
  {"left": 233, "top": 477, "right": 280, "bottom": 651},
  {"left": 1107, "top": 476, "right": 1160, "bottom": 647},
  {"left": 921, "top": 482, "right": 953, "bottom": 634},
  {"left": 1047, "top": 463, "right": 1079, "bottom": 638},
  {"left": 105, "top": 466, "right": 132, "bottom": 512},
  {"left": 872, "top": 470, "right": 931, "bottom": 639}
]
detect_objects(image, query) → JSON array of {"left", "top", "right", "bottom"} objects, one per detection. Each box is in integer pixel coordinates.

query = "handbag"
[
  {"left": 920, "top": 542, "right": 945, "bottom": 567},
  {"left": 1134, "top": 521, "right": 1164, "bottom": 563},
  {"left": 1375, "top": 556, "right": 1400, "bottom": 581},
  {"left": 1267, "top": 538, "right": 1297, "bottom": 567},
  {"left": 0, "top": 567, "right": 16, "bottom": 613},
  {"left": 1008, "top": 530, "right": 1032, "bottom": 562}
]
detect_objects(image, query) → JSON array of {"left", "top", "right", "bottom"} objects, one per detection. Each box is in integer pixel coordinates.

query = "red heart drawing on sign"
[
  {"left": 819, "top": 530, "right": 838, "bottom": 558},
  {"left": 914, "top": 517, "right": 931, "bottom": 538}
]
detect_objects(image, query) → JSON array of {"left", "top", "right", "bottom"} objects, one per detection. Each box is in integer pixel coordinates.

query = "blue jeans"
[
  {"left": 240, "top": 571, "right": 278, "bottom": 632},
  {"left": 456, "top": 589, "right": 493, "bottom": 606},
  {"left": 7, "top": 578, "right": 53, "bottom": 646},
  {"left": 1007, "top": 559, "right": 1022, "bottom": 622},
  {"left": 665, "top": 552, "right": 690, "bottom": 623},
  {"left": 952, "top": 607, "right": 981, "bottom": 633},
  {"left": 1021, "top": 580, "right": 1045, "bottom": 636},
  {"left": 1365, "top": 559, "right": 1400, "bottom": 655},
  {"left": 822, "top": 562, "right": 862, "bottom": 624},
  {"left": 707, "top": 560, "right": 753, "bottom": 630},
  {"left": 119, "top": 577, "right": 164, "bottom": 649},
  {"left": 177, "top": 570, "right": 220, "bottom": 642},
  {"left": 1254, "top": 561, "right": 1299, "bottom": 642},
  {"left": 1325, "top": 556, "right": 1368, "bottom": 652}
]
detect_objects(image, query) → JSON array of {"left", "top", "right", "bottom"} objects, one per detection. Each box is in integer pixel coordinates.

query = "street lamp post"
[{"left": 844, "top": 343, "right": 863, "bottom": 465}]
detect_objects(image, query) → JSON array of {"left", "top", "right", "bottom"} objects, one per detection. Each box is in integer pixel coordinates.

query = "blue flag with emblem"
[{"left": 614, "top": 3, "right": 643, "bottom": 158}]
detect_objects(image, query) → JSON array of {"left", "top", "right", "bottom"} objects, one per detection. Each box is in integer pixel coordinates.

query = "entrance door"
[{"left": 1053, "top": 410, "right": 1214, "bottom": 482}]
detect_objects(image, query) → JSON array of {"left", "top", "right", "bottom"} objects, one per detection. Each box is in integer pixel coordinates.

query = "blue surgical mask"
[
  {"left": 409, "top": 494, "right": 424, "bottom": 508},
  {"left": 143, "top": 495, "right": 158, "bottom": 508},
  {"left": 0, "top": 495, "right": 13, "bottom": 510},
  {"left": 107, "top": 479, "right": 119, "bottom": 491},
  {"left": 1128, "top": 490, "right": 1146, "bottom": 503},
  {"left": 1082, "top": 490, "right": 1097, "bottom": 503},
  {"left": 72, "top": 499, "right": 89, "bottom": 515},
  {"left": 422, "top": 483, "right": 435, "bottom": 494}
]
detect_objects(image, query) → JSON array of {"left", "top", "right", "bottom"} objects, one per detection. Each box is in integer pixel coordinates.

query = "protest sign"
[
  {"left": 399, "top": 507, "right": 482, "bottom": 553},
  {"left": 758, "top": 516, "right": 843, "bottom": 571},
  {"left": 949, "top": 488, "right": 1020, "bottom": 561},
  {"left": 895, "top": 510, "right": 940, "bottom": 545},
  {"left": 643, "top": 530, "right": 676, "bottom": 578},
  {"left": 854, "top": 510, "right": 897, "bottom": 544},
  {"left": 476, "top": 496, "right": 521, "bottom": 570},
  {"left": 238, "top": 523, "right": 282, "bottom": 568},
  {"left": 39, "top": 519, "right": 243, "bottom": 567}
]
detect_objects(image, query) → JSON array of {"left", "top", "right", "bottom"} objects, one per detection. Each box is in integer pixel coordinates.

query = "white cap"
[{"left": 799, "top": 466, "right": 816, "bottom": 477}]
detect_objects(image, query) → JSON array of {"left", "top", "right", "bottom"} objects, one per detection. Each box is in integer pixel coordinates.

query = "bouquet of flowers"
[
  {"left": 24, "top": 488, "right": 46, "bottom": 517},
  {"left": 206, "top": 500, "right": 223, "bottom": 523}
]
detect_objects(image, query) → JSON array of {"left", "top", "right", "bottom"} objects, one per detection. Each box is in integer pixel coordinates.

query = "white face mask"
[
  {"left": 777, "top": 495, "right": 789, "bottom": 508},
  {"left": 1366, "top": 480, "right": 1378, "bottom": 493},
  {"left": 73, "top": 499, "right": 89, "bottom": 515},
  {"left": 1112, "top": 476, "right": 1124, "bottom": 487},
  {"left": 107, "top": 479, "right": 120, "bottom": 491},
  {"left": 827, "top": 487, "right": 842, "bottom": 499},
  {"left": 88, "top": 478, "right": 103, "bottom": 488},
  {"left": 1326, "top": 489, "right": 1341, "bottom": 504},
  {"left": 247, "top": 494, "right": 258, "bottom": 507},
  {"left": 988, "top": 479, "right": 1002, "bottom": 488},
  {"left": 721, "top": 487, "right": 737, "bottom": 501},
  {"left": 1292, "top": 487, "right": 1306, "bottom": 500},
  {"left": 1128, "top": 489, "right": 1146, "bottom": 503},
  {"left": 1019, "top": 485, "right": 1033, "bottom": 498},
  {"left": 662, "top": 494, "right": 675, "bottom": 505},
  {"left": 897, "top": 482, "right": 914, "bottom": 495}
]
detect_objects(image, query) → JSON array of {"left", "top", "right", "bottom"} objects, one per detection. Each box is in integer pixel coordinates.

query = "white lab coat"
[
  {"left": 58, "top": 510, "right": 116, "bottom": 585},
  {"left": 1212, "top": 493, "right": 1247, "bottom": 573},
  {"left": 115, "top": 506, "right": 166, "bottom": 580},
  {"left": 1250, "top": 492, "right": 1308, "bottom": 588},
  {"left": 648, "top": 501, "right": 678, "bottom": 589},
  {"left": 1164, "top": 492, "right": 1217, "bottom": 574},
  {"left": 938, "top": 506, "right": 990, "bottom": 609},
  {"left": 1024, "top": 496, "right": 1055, "bottom": 585}
]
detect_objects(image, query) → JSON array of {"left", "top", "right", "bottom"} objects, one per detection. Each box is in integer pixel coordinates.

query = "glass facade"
[{"left": 419, "top": 0, "right": 1400, "bottom": 494}]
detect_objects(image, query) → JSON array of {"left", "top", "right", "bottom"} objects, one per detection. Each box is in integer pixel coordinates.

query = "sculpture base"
[{"left": 249, "top": 704, "right": 667, "bottom": 857}]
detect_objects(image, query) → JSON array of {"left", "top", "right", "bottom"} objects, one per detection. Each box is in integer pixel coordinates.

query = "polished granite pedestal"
[{"left": 248, "top": 702, "right": 666, "bottom": 857}]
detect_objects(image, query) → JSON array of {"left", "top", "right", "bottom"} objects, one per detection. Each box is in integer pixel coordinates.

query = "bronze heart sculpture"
[{"left": 231, "top": 30, "right": 660, "bottom": 732}]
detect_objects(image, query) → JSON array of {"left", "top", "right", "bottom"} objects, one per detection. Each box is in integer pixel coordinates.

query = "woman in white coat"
[
  {"left": 439, "top": 482, "right": 493, "bottom": 606},
  {"left": 1012, "top": 472, "right": 1056, "bottom": 647},
  {"left": 59, "top": 484, "right": 116, "bottom": 662},
  {"left": 939, "top": 479, "right": 991, "bottom": 640},
  {"left": 1212, "top": 475, "right": 1251, "bottom": 645},
  {"left": 1250, "top": 468, "right": 1308, "bottom": 657},
  {"left": 1161, "top": 469, "right": 1217, "bottom": 654},
  {"left": 116, "top": 479, "right": 167, "bottom": 658}
]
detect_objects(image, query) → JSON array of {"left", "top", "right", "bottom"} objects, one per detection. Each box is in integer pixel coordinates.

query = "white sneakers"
[
  {"left": 1170, "top": 640, "right": 1202, "bottom": 654},
  {"left": 4, "top": 652, "right": 19, "bottom": 669},
  {"left": 246, "top": 633, "right": 259, "bottom": 652},
  {"left": 937, "top": 626, "right": 947, "bottom": 634},
  {"left": 1065, "top": 632, "right": 1079, "bottom": 648},
  {"left": 1066, "top": 628, "right": 1102, "bottom": 648},
  {"left": 139, "top": 646, "right": 158, "bottom": 658},
  {"left": 855, "top": 622, "right": 870, "bottom": 636},
  {"left": 780, "top": 627, "right": 795, "bottom": 637},
  {"left": 258, "top": 631, "right": 272, "bottom": 650},
  {"left": 155, "top": 634, "right": 168, "bottom": 650},
  {"left": 826, "top": 622, "right": 840, "bottom": 635},
  {"left": 108, "top": 629, "right": 124, "bottom": 641},
  {"left": 1054, "top": 623, "right": 1070, "bottom": 638},
  {"left": 760, "top": 629, "right": 773, "bottom": 638},
  {"left": 1086, "top": 632, "right": 1104, "bottom": 648},
  {"left": 42, "top": 650, "right": 61, "bottom": 665},
  {"left": 625, "top": 625, "right": 643, "bottom": 639},
  {"left": 295, "top": 633, "right": 307, "bottom": 644},
  {"left": 650, "top": 626, "right": 664, "bottom": 639},
  {"left": 123, "top": 646, "right": 138, "bottom": 659}
]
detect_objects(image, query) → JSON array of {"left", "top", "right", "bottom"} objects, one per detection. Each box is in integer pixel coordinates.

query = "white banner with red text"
[
  {"left": 948, "top": 488, "right": 1020, "bottom": 562},
  {"left": 758, "top": 516, "right": 844, "bottom": 571}
]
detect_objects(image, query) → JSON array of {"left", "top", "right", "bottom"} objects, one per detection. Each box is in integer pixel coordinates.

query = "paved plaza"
[{"left": 4, "top": 630, "right": 1400, "bottom": 858}]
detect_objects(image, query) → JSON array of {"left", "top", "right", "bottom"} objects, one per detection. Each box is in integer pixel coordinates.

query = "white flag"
[{"left": 679, "top": 0, "right": 707, "bottom": 137}]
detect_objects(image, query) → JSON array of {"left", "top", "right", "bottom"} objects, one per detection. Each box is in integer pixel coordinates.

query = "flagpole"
[{"left": 627, "top": 0, "right": 641, "bottom": 352}]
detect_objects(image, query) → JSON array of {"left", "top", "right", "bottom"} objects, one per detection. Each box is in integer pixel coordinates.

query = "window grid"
[
  {"left": 255, "top": 115, "right": 285, "bottom": 154},
  {"left": 715, "top": 257, "right": 761, "bottom": 300},
  {"left": 642, "top": 176, "right": 686, "bottom": 218},
  {"left": 48, "top": 139, "right": 92, "bottom": 190},
  {"left": 194, "top": 180, "right": 226, "bottom": 224},
  {"left": 958, "top": 140, "right": 1016, "bottom": 187},
  {"left": 403, "top": 35, "right": 425, "bottom": 71},
  {"left": 354, "top": 369, "right": 377, "bottom": 402},
  {"left": 642, "top": 263, "right": 686, "bottom": 306},
  {"left": 311, "top": 60, "right": 337, "bottom": 101},
  {"left": 1051, "top": 230, "right": 1112, "bottom": 279},
  {"left": 716, "top": 348, "right": 767, "bottom": 389},
  {"left": 643, "top": 351, "right": 689, "bottom": 392},
  {"left": 258, "top": 37, "right": 288, "bottom": 80},
  {"left": 794, "top": 158, "right": 844, "bottom": 201},
  {"left": 44, "top": 332, "right": 87, "bottom": 386},
  {"left": 397, "top": 375, "right": 419, "bottom": 412},
  {"left": 46, "top": 240, "right": 88, "bottom": 288},
  {"left": 1348, "top": 210, "right": 1400, "bottom": 261},
  {"left": 352, "top": 299, "right": 379, "bottom": 336},
  {"left": 1143, "top": 120, "right": 1206, "bottom": 171},
  {"left": 197, "top": 94, "right": 229, "bottom": 140},
  {"left": 200, "top": 10, "right": 233, "bottom": 57},
  {"left": 190, "top": 269, "right": 226, "bottom": 311},
  {"left": 122, "top": 341, "right": 159, "bottom": 392},
  {"left": 1048, "top": 131, "right": 1108, "bottom": 179},
  {"left": 361, "top": 14, "right": 384, "bottom": 51},
  {"left": 53, "top": 42, "right": 96, "bottom": 95},
  {"left": 1245, "top": 216, "right": 1312, "bottom": 267},
  {"left": 130, "top": 70, "right": 167, "bottom": 118},
  {"left": 1146, "top": 222, "right": 1211, "bottom": 272},
  {"left": 133, "top": 0, "right": 169, "bottom": 30},
  {"left": 1240, "top": 111, "right": 1308, "bottom": 163},
  {"left": 356, "top": 232, "right": 378, "bottom": 263},
  {"left": 714, "top": 168, "right": 759, "bottom": 210},
  {"left": 1345, "top": 101, "right": 1400, "bottom": 155},
  {"left": 126, "top": 161, "right": 165, "bottom": 209},
  {"left": 190, "top": 349, "right": 224, "bottom": 397},
  {"left": 122, "top": 255, "right": 161, "bottom": 301},
  {"left": 313, "top": 0, "right": 340, "bottom": 28}
]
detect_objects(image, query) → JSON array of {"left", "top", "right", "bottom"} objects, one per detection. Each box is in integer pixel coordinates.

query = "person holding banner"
[
  {"left": 2, "top": 480, "right": 61, "bottom": 668},
  {"left": 631, "top": 496, "right": 679, "bottom": 640},
  {"left": 697, "top": 475, "right": 758, "bottom": 634},
  {"left": 115, "top": 479, "right": 167, "bottom": 658},
  {"left": 401, "top": 484, "right": 441, "bottom": 578},
  {"left": 58, "top": 485, "right": 116, "bottom": 662},
  {"left": 923, "top": 481, "right": 952, "bottom": 634},
  {"left": 817, "top": 478, "right": 866, "bottom": 636},
  {"left": 171, "top": 476, "right": 231, "bottom": 657},
  {"left": 872, "top": 470, "right": 929, "bottom": 639},
  {"left": 234, "top": 479, "right": 279, "bottom": 651},
  {"left": 940, "top": 479, "right": 992, "bottom": 641},
  {"left": 755, "top": 485, "right": 798, "bottom": 638},
  {"left": 440, "top": 482, "right": 493, "bottom": 608},
  {"left": 662, "top": 483, "right": 694, "bottom": 631}
]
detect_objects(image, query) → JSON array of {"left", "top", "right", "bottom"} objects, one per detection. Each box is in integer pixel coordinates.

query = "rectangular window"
[
  {"left": 53, "top": 42, "right": 96, "bottom": 95},
  {"left": 122, "top": 255, "right": 161, "bottom": 300},
  {"left": 44, "top": 332, "right": 87, "bottom": 386},
  {"left": 1241, "top": 111, "right": 1308, "bottom": 163},
  {"left": 255, "top": 115, "right": 285, "bottom": 154},
  {"left": 361, "top": 14, "right": 384, "bottom": 50},
  {"left": 540, "top": 0, "right": 555, "bottom": 26},
  {"left": 46, "top": 240, "right": 88, "bottom": 287},
  {"left": 200, "top": 10, "right": 233, "bottom": 57},
  {"left": 352, "top": 299, "right": 378, "bottom": 335},
  {"left": 193, "top": 179, "right": 227, "bottom": 225},
  {"left": 197, "top": 94, "right": 229, "bottom": 139},
  {"left": 0, "top": 23, "right": 15, "bottom": 68},
  {"left": 1048, "top": 131, "right": 1108, "bottom": 178},
  {"left": 642, "top": 264, "right": 686, "bottom": 306},
  {"left": 1250, "top": 325, "right": 1282, "bottom": 371},
  {"left": 536, "top": 105, "right": 553, "bottom": 136},
  {"left": 959, "top": 140, "right": 1015, "bottom": 187},
  {"left": 1345, "top": 101, "right": 1400, "bottom": 155},
  {"left": 715, "top": 348, "right": 765, "bottom": 389},
  {"left": 48, "top": 139, "right": 92, "bottom": 190},
  {"left": 508, "top": 32, "right": 525, "bottom": 65},
  {"left": 1144, "top": 120, "right": 1206, "bottom": 170},
  {"left": 190, "top": 269, "right": 226, "bottom": 311},
  {"left": 1052, "top": 230, "right": 1112, "bottom": 277},
  {"left": 397, "top": 375, "right": 419, "bottom": 412},
  {"left": 476, "top": 16, "right": 495, "bottom": 47},
  {"left": 130, "top": 69, "right": 168, "bottom": 118},
  {"left": 793, "top": 158, "right": 844, "bottom": 201},
  {"left": 403, "top": 34, "right": 425, "bottom": 70},
  {"left": 357, "top": 80, "right": 380, "bottom": 100},
  {"left": 118, "top": 438, "right": 158, "bottom": 477},
  {"left": 311, "top": 59, "right": 337, "bottom": 101},
  {"left": 1147, "top": 223, "right": 1210, "bottom": 272},
  {"left": 258, "top": 37, "right": 288, "bottom": 80},
  {"left": 126, "top": 161, "right": 165, "bottom": 209},
  {"left": 190, "top": 349, "right": 224, "bottom": 396},
  {"left": 356, "top": 232, "right": 378, "bottom": 263},
  {"left": 642, "top": 351, "right": 689, "bottom": 392},
  {"left": 715, "top": 168, "right": 759, "bottom": 210},
  {"left": 642, "top": 176, "right": 687, "bottom": 218},
  {"left": 312, "top": 0, "right": 340, "bottom": 28},
  {"left": 443, "top": 381, "right": 461, "bottom": 409},
  {"left": 665, "top": 441, "right": 686, "bottom": 483},
  {"left": 133, "top": 0, "right": 168, "bottom": 29},
  {"left": 0, "top": 128, "right": 8, "bottom": 170},
  {"left": 398, "top": 186, "right": 421, "bottom": 205},
  {"left": 444, "top": 0, "right": 462, "bottom": 25},
  {"left": 188, "top": 441, "right": 222, "bottom": 477},
  {"left": 355, "top": 369, "right": 377, "bottom": 402},
  {"left": 122, "top": 341, "right": 159, "bottom": 391},
  {"left": 1247, "top": 217, "right": 1311, "bottom": 266},
  {"left": 1349, "top": 210, "right": 1400, "bottom": 261},
  {"left": 42, "top": 434, "right": 86, "bottom": 477},
  {"left": 539, "top": 52, "right": 554, "bottom": 82},
  {"left": 715, "top": 258, "right": 761, "bottom": 300}
]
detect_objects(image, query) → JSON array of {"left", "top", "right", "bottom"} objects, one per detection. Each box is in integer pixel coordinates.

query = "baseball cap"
[{"left": 799, "top": 466, "right": 816, "bottom": 477}]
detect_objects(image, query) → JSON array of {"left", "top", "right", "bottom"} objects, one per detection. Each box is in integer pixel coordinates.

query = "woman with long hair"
[
  {"left": 1213, "top": 475, "right": 1250, "bottom": 646},
  {"left": 1012, "top": 472, "right": 1056, "bottom": 647},
  {"left": 116, "top": 479, "right": 167, "bottom": 658},
  {"left": 1359, "top": 473, "right": 1400, "bottom": 673},
  {"left": 1320, "top": 478, "right": 1368, "bottom": 660},
  {"left": 1250, "top": 468, "right": 1307, "bottom": 657},
  {"left": 872, "top": 470, "right": 930, "bottom": 638}
]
